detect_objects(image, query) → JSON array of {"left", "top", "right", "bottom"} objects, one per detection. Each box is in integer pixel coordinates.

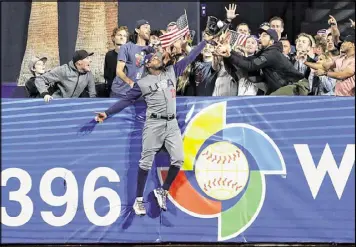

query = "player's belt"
[{"left": 150, "top": 113, "right": 175, "bottom": 121}]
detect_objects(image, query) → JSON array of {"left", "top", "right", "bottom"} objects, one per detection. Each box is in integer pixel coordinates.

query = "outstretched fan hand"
[
  {"left": 218, "top": 30, "right": 232, "bottom": 45},
  {"left": 225, "top": 3, "right": 239, "bottom": 21},
  {"left": 213, "top": 31, "right": 232, "bottom": 57}
]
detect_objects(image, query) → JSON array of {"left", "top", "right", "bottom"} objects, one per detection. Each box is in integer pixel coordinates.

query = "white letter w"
[{"left": 294, "top": 144, "right": 355, "bottom": 200}]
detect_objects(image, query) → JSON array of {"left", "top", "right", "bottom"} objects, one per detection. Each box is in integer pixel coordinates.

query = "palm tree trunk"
[
  {"left": 76, "top": 0, "right": 117, "bottom": 84},
  {"left": 105, "top": 1, "right": 119, "bottom": 51},
  {"left": 17, "top": 1, "right": 59, "bottom": 86}
]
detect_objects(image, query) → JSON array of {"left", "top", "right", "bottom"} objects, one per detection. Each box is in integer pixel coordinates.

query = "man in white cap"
[{"left": 35, "top": 49, "right": 97, "bottom": 102}]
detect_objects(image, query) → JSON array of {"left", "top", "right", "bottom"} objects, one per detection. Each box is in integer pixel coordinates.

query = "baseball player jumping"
[{"left": 95, "top": 36, "right": 212, "bottom": 216}]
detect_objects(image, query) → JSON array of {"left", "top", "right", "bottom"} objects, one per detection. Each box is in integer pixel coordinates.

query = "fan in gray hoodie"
[{"left": 35, "top": 50, "right": 96, "bottom": 102}]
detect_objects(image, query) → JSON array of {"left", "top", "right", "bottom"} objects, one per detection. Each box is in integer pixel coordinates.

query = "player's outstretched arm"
[
  {"left": 95, "top": 83, "right": 142, "bottom": 123},
  {"left": 173, "top": 40, "right": 207, "bottom": 77}
]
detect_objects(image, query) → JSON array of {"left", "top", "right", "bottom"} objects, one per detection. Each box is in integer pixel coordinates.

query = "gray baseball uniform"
[{"left": 105, "top": 40, "right": 207, "bottom": 171}]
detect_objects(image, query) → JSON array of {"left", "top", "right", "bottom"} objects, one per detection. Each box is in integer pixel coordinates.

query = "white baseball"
[{"left": 195, "top": 141, "right": 250, "bottom": 201}]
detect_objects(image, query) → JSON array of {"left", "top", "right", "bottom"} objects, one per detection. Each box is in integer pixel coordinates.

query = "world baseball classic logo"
[
  {"left": 195, "top": 142, "right": 249, "bottom": 201},
  {"left": 158, "top": 101, "right": 286, "bottom": 241}
]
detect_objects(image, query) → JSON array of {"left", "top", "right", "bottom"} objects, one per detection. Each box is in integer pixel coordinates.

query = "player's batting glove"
[{"left": 95, "top": 112, "right": 107, "bottom": 123}]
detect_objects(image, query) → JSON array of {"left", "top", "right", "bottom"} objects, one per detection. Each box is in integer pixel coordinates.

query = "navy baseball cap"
[
  {"left": 72, "top": 50, "right": 93, "bottom": 64},
  {"left": 258, "top": 28, "right": 279, "bottom": 42},
  {"left": 136, "top": 19, "right": 150, "bottom": 29},
  {"left": 144, "top": 53, "right": 154, "bottom": 64},
  {"left": 144, "top": 52, "right": 163, "bottom": 64}
]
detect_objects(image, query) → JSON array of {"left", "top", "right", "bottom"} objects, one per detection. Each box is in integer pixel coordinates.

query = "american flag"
[
  {"left": 229, "top": 30, "right": 249, "bottom": 47},
  {"left": 159, "top": 13, "right": 190, "bottom": 48}
]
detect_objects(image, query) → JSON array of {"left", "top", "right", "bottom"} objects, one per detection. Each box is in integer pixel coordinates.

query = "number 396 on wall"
[{"left": 1, "top": 167, "right": 121, "bottom": 227}]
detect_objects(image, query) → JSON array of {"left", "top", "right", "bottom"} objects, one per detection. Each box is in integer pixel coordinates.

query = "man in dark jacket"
[{"left": 216, "top": 28, "right": 306, "bottom": 95}]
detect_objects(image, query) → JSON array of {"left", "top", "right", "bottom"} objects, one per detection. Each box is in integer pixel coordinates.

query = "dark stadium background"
[{"left": 1, "top": 1, "right": 310, "bottom": 84}]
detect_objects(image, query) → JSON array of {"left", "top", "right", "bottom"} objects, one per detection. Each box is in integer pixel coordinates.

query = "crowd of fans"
[{"left": 25, "top": 4, "right": 355, "bottom": 101}]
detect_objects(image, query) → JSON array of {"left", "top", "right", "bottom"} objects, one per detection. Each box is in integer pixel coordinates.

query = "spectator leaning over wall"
[
  {"left": 25, "top": 56, "right": 57, "bottom": 98},
  {"left": 306, "top": 35, "right": 355, "bottom": 97},
  {"left": 215, "top": 28, "right": 307, "bottom": 95},
  {"left": 35, "top": 50, "right": 96, "bottom": 102},
  {"left": 308, "top": 53, "right": 336, "bottom": 95}
]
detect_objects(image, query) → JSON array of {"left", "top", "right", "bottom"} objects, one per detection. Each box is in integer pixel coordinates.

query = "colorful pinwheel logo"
[{"left": 158, "top": 101, "right": 286, "bottom": 241}]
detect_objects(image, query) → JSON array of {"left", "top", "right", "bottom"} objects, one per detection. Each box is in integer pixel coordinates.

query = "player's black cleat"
[{"left": 154, "top": 188, "right": 167, "bottom": 211}]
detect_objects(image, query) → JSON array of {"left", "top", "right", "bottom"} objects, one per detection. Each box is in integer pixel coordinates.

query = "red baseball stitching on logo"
[
  {"left": 202, "top": 178, "right": 243, "bottom": 194},
  {"left": 211, "top": 154, "right": 215, "bottom": 162},
  {"left": 222, "top": 156, "right": 226, "bottom": 164},
  {"left": 202, "top": 149, "right": 243, "bottom": 165},
  {"left": 235, "top": 185, "right": 242, "bottom": 191},
  {"left": 232, "top": 153, "right": 237, "bottom": 161}
]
